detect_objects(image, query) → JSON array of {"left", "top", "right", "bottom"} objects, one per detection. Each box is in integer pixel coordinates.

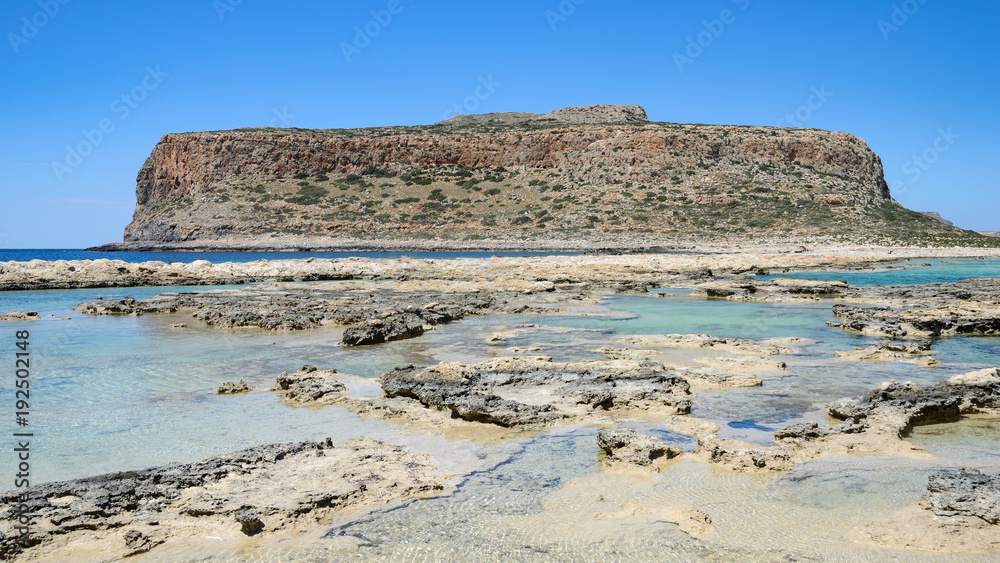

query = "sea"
[{"left": 1, "top": 250, "right": 999, "bottom": 561}]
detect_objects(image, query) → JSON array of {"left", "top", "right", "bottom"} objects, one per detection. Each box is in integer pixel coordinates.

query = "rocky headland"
[{"left": 85, "top": 104, "right": 995, "bottom": 251}]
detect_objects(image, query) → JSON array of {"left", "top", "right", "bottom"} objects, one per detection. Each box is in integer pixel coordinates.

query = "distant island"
[{"left": 90, "top": 105, "right": 997, "bottom": 251}]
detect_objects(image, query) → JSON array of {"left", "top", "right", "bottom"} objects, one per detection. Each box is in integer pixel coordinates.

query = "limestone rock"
[
  {"left": 596, "top": 428, "right": 681, "bottom": 472},
  {"left": 922, "top": 469, "right": 1000, "bottom": 524},
  {"left": 217, "top": 381, "right": 250, "bottom": 394},
  {"left": 0, "top": 311, "right": 41, "bottom": 321},
  {"left": 234, "top": 508, "right": 264, "bottom": 535},
  {"left": 378, "top": 357, "right": 691, "bottom": 428}
]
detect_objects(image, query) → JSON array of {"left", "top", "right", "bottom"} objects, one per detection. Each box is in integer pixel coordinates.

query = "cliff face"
[{"left": 120, "top": 105, "right": 976, "bottom": 247}]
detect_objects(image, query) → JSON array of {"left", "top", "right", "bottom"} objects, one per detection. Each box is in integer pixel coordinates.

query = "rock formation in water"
[
  {"left": 0, "top": 438, "right": 445, "bottom": 560},
  {"left": 92, "top": 104, "right": 993, "bottom": 250}
]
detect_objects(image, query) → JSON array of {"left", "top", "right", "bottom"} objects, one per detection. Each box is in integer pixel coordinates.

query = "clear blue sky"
[{"left": 2, "top": 0, "right": 997, "bottom": 248}]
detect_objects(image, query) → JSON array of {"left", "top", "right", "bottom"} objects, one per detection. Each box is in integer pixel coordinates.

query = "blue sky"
[{"left": 2, "top": 0, "right": 997, "bottom": 248}]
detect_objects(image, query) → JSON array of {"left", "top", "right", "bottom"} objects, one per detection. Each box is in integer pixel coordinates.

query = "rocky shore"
[
  {"left": 829, "top": 278, "right": 1000, "bottom": 337},
  {"left": 3, "top": 250, "right": 999, "bottom": 558},
  {"left": 4, "top": 246, "right": 1000, "bottom": 292},
  {"left": 71, "top": 279, "right": 573, "bottom": 344},
  {"left": 272, "top": 357, "right": 693, "bottom": 431},
  {"left": 0, "top": 438, "right": 446, "bottom": 561},
  {"left": 851, "top": 469, "right": 1000, "bottom": 552}
]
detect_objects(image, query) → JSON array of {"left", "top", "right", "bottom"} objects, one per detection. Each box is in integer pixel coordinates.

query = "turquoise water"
[
  {"left": 758, "top": 258, "right": 1000, "bottom": 285},
  {"left": 4, "top": 280, "right": 996, "bottom": 482},
  {"left": 2, "top": 260, "right": 999, "bottom": 561}
]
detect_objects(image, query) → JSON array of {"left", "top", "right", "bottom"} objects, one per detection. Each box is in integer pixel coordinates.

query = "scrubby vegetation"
[{"left": 142, "top": 120, "right": 1000, "bottom": 248}]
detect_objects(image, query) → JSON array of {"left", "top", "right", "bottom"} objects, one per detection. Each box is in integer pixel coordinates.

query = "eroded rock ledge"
[
  {"left": 380, "top": 357, "right": 692, "bottom": 426},
  {"left": 829, "top": 278, "right": 1000, "bottom": 338},
  {"left": 850, "top": 468, "right": 1000, "bottom": 553},
  {"left": 72, "top": 279, "right": 574, "bottom": 344},
  {"left": 596, "top": 428, "right": 682, "bottom": 474},
  {"left": 273, "top": 357, "right": 692, "bottom": 430},
  {"left": 692, "top": 277, "right": 851, "bottom": 300},
  {"left": 0, "top": 438, "right": 446, "bottom": 561},
  {"left": 828, "top": 368, "right": 1000, "bottom": 433},
  {"left": 833, "top": 339, "right": 939, "bottom": 366},
  {"left": 690, "top": 368, "right": 1000, "bottom": 473}
]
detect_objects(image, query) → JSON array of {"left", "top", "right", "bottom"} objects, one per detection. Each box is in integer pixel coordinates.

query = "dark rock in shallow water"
[
  {"left": 234, "top": 508, "right": 264, "bottom": 535},
  {"left": 341, "top": 312, "right": 427, "bottom": 346},
  {"left": 73, "top": 296, "right": 177, "bottom": 316},
  {"left": 378, "top": 357, "right": 691, "bottom": 428},
  {"left": 827, "top": 368, "right": 1000, "bottom": 433},
  {"left": 828, "top": 278, "right": 1000, "bottom": 338},
  {"left": 217, "top": 381, "right": 250, "bottom": 394},
  {"left": 597, "top": 428, "right": 681, "bottom": 470},
  {"left": 379, "top": 364, "right": 561, "bottom": 427},
  {"left": 922, "top": 469, "right": 1000, "bottom": 525},
  {"left": 774, "top": 422, "right": 829, "bottom": 442},
  {"left": 275, "top": 366, "right": 345, "bottom": 402}
]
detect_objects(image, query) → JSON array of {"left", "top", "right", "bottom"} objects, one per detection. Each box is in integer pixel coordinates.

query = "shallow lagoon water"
[{"left": 2, "top": 259, "right": 1000, "bottom": 560}]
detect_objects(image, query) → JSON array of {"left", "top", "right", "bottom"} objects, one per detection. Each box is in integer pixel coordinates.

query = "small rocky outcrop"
[
  {"left": 0, "top": 310, "right": 41, "bottom": 321},
  {"left": 833, "top": 339, "right": 939, "bottom": 366},
  {"left": 596, "top": 428, "right": 682, "bottom": 472},
  {"left": 234, "top": 508, "right": 264, "bottom": 536},
  {"left": 923, "top": 469, "right": 1000, "bottom": 525},
  {"left": 274, "top": 365, "right": 346, "bottom": 402},
  {"left": 692, "top": 278, "right": 850, "bottom": 301},
  {"left": 341, "top": 303, "right": 471, "bottom": 346},
  {"left": 217, "top": 381, "right": 250, "bottom": 394},
  {"left": 827, "top": 368, "right": 1000, "bottom": 434},
  {"left": 919, "top": 211, "right": 954, "bottom": 226},
  {"left": 700, "top": 439, "right": 795, "bottom": 472}
]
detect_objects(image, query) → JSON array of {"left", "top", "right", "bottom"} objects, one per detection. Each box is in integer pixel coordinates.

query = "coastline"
[
  {"left": 4, "top": 246, "right": 1000, "bottom": 293},
  {"left": 2, "top": 247, "right": 999, "bottom": 560},
  {"left": 84, "top": 232, "right": 1000, "bottom": 254}
]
